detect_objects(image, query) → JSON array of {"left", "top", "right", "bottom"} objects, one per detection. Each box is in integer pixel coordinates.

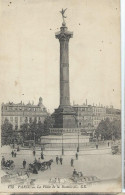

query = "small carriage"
[
  {"left": 28, "top": 159, "right": 53, "bottom": 173},
  {"left": 111, "top": 145, "right": 119, "bottom": 155},
  {"left": 1, "top": 160, "right": 15, "bottom": 170}
]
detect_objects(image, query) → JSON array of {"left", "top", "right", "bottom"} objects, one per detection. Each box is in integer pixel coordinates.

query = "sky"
[{"left": 0, "top": 0, "right": 121, "bottom": 113}]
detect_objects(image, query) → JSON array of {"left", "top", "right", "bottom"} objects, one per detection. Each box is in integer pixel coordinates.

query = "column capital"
[{"left": 55, "top": 26, "right": 73, "bottom": 41}]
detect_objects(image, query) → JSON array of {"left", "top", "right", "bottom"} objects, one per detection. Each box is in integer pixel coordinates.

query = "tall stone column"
[
  {"left": 53, "top": 22, "right": 77, "bottom": 129},
  {"left": 56, "top": 24, "right": 73, "bottom": 107}
]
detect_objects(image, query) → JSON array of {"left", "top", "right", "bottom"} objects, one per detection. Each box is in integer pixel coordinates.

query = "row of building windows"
[
  {"left": 2, "top": 106, "right": 46, "bottom": 112},
  {"left": 2, "top": 116, "right": 44, "bottom": 123},
  {"left": 78, "top": 116, "right": 106, "bottom": 120},
  {"left": 74, "top": 107, "right": 106, "bottom": 113},
  {"left": 74, "top": 108, "right": 91, "bottom": 112},
  {"left": 93, "top": 108, "right": 105, "bottom": 113}
]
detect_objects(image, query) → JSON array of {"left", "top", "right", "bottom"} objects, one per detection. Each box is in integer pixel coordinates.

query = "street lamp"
[
  {"left": 34, "top": 132, "right": 36, "bottom": 148},
  {"left": 77, "top": 131, "right": 79, "bottom": 152},
  {"left": 62, "top": 133, "right": 64, "bottom": 155}
]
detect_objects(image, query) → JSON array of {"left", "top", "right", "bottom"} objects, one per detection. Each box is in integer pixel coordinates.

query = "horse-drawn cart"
[
  {"left": 1, "top": 160, "right": 15, "bottom": 170},
  {"left": 28, "top": 159, "right": 53, "bottom": 174}
]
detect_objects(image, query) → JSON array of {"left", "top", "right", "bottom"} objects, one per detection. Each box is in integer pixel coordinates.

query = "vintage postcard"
[{"left": 0, "top": 0, "right": 121, "bottom": 193}]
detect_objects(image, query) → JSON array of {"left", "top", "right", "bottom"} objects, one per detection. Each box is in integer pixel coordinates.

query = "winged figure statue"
[{"left": 60, "top": 8, "right": 67, "bottom": 23}]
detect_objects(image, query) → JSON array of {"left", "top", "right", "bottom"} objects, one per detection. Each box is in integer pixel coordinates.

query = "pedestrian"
[
  {"left": 73, "top": 169, "right": 77, "bottom": 176},
  {"left": 33, "top": 150, "right": 36, "bottom": 156},
  {"left": 41, "top": 152, "right": 44, "bottom": 159},
  {"left": 23, "top": 159, "right": 26, "bottom": 169},
  {"left": 108, "top": 142, "right": 110, "bottom": 147},
  {"left": 96, "top": 144, "right": 98, "bottom": 149},
  {"left": 56, "top": 156, "right": 59, "bottom": 164},
  {"left": 14, "top": 152, "right": 17, "bottom": 157},
  {"left": 48, "top": 161, "right": 52, "bottom": 170},
  {"left": 76, "top": 153, "right": 78, "bottom": 160},
  {"left": 71, "top": 158, "right": 74, "bottom": 167},
  {"left": 60, "top": 157, "right": 63, "bottom": 165},
  {"left": 11, "top": 150, "right": 14, "bottom": 157},
  {"left": 17, "top": 146, "right": 20, "bottom": 151}
]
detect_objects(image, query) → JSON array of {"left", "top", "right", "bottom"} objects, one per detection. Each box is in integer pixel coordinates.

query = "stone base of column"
[{"left": 53, "top": 105, "right": 77, "bottom": 128}]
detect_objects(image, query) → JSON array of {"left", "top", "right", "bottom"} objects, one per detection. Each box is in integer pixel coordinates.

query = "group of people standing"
[
  {"left": 33, "top": 150, "right": 44, "bottom": 160},
  {"left": 55, "top": 152, "right": 79, "bottom": 167},
  {"left": 11, "top": 146, "right": 20, "bottom": 157},
  {"left": 71, "top": 152, "right": 79, "bottom": 167},
  {"left": 56, "top": 156, "right": 63, "bottom": 165}
]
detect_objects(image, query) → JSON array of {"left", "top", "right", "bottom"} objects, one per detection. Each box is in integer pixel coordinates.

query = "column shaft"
[{"left": 60, "top": 39, "right": 70, "bottom": 106}]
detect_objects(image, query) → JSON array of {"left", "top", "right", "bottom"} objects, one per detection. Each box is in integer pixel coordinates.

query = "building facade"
[
  {"left": 73, "top": 101, "right": 121, "bottom": 134},
  {"left": 1, "top": 97, "right": 48, "bottom": 130}
]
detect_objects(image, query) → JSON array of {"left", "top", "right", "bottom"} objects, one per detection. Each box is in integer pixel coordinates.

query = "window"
[
  {"left": 15, "top": 117, "right": 18, "bottom": 123},
  {"left": 10, "top": 117, "right": 13, "bottom": 122},
  {"left": 20, "top": 117, "right": 23, "bottom": 123},
  {"left": 25, "top": 117, "right": 28, "bottom": 123}
]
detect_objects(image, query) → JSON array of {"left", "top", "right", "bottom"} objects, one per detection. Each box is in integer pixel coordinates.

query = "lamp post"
[
  {"left": 34, "top": 132, "right": 36, "bottom": 148},
  {"left": 62, "top": 133, "right": 64, "bottom": 155},
  {"left": 77, "top": 131, "right": 79, "bottom": 152},
  {"left": 75, "top": 116, "right": 80, "bottom": 152}
]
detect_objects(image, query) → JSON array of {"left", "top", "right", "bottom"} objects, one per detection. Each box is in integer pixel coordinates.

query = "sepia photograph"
[{"left": 0, "top": 0, "right": 121, "bottom": 193}]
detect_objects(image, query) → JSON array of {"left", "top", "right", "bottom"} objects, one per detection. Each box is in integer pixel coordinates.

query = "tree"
[
  {"left": 44, "top": 115, "right": 54, "bottom": 135},
  {"left": 37, "top": 120, "right": 44, "bottom": 139},
  {"left": 110, "top": 119, "right": 121, "bottom": 140},
  {"left": 20, "top": 122, "right": 29, "bottom": 140},
  {"left": 95, "top": 118, "right": 121, "bottom": 140},
  {"left": 1, "top": 118, "right": 13, "bottom": 145},
  {"left": 20, "top": 118, "right": 45, "bottom": 143}
]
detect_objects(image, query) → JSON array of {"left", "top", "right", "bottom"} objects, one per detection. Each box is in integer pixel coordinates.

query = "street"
[{"left": 1, "top": 145, "right": 121, "bottom": 188}]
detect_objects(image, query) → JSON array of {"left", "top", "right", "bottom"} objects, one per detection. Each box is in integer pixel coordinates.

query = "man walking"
[
  {"left": 33, "top": 150, "right": 36, "bottom": 156},
  {"left": 76, "top": 153, "right": 78, "bottom": 160},
  {"left": 73, "top": 169, "right": 77, "bottom": 176},
  {"left": 56, "top": 156, "right": 59, "bottom": 164},
  {"left": 14, "top": 152, "right": 17, "bottom": 157},
  {"left": 23, "top": 159, "right": 26, "bottom": 169},
  {"left": 17, "top": 146, "right": 20, "bottom": 151},
  {"left": 71, "top": 158, "right": 74, "bottom": 167},
  {"left": 60, "top": 157, "right": 63, "bottom": 165},
  {"left": 11, "top": 150, "right": 14, "bottom": 157},
  {"left": 96, "top": 144, "right": 98, "bottom": 149},
  {"left": 41, "top": 152, "right": 44, "bottom": 159}
]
